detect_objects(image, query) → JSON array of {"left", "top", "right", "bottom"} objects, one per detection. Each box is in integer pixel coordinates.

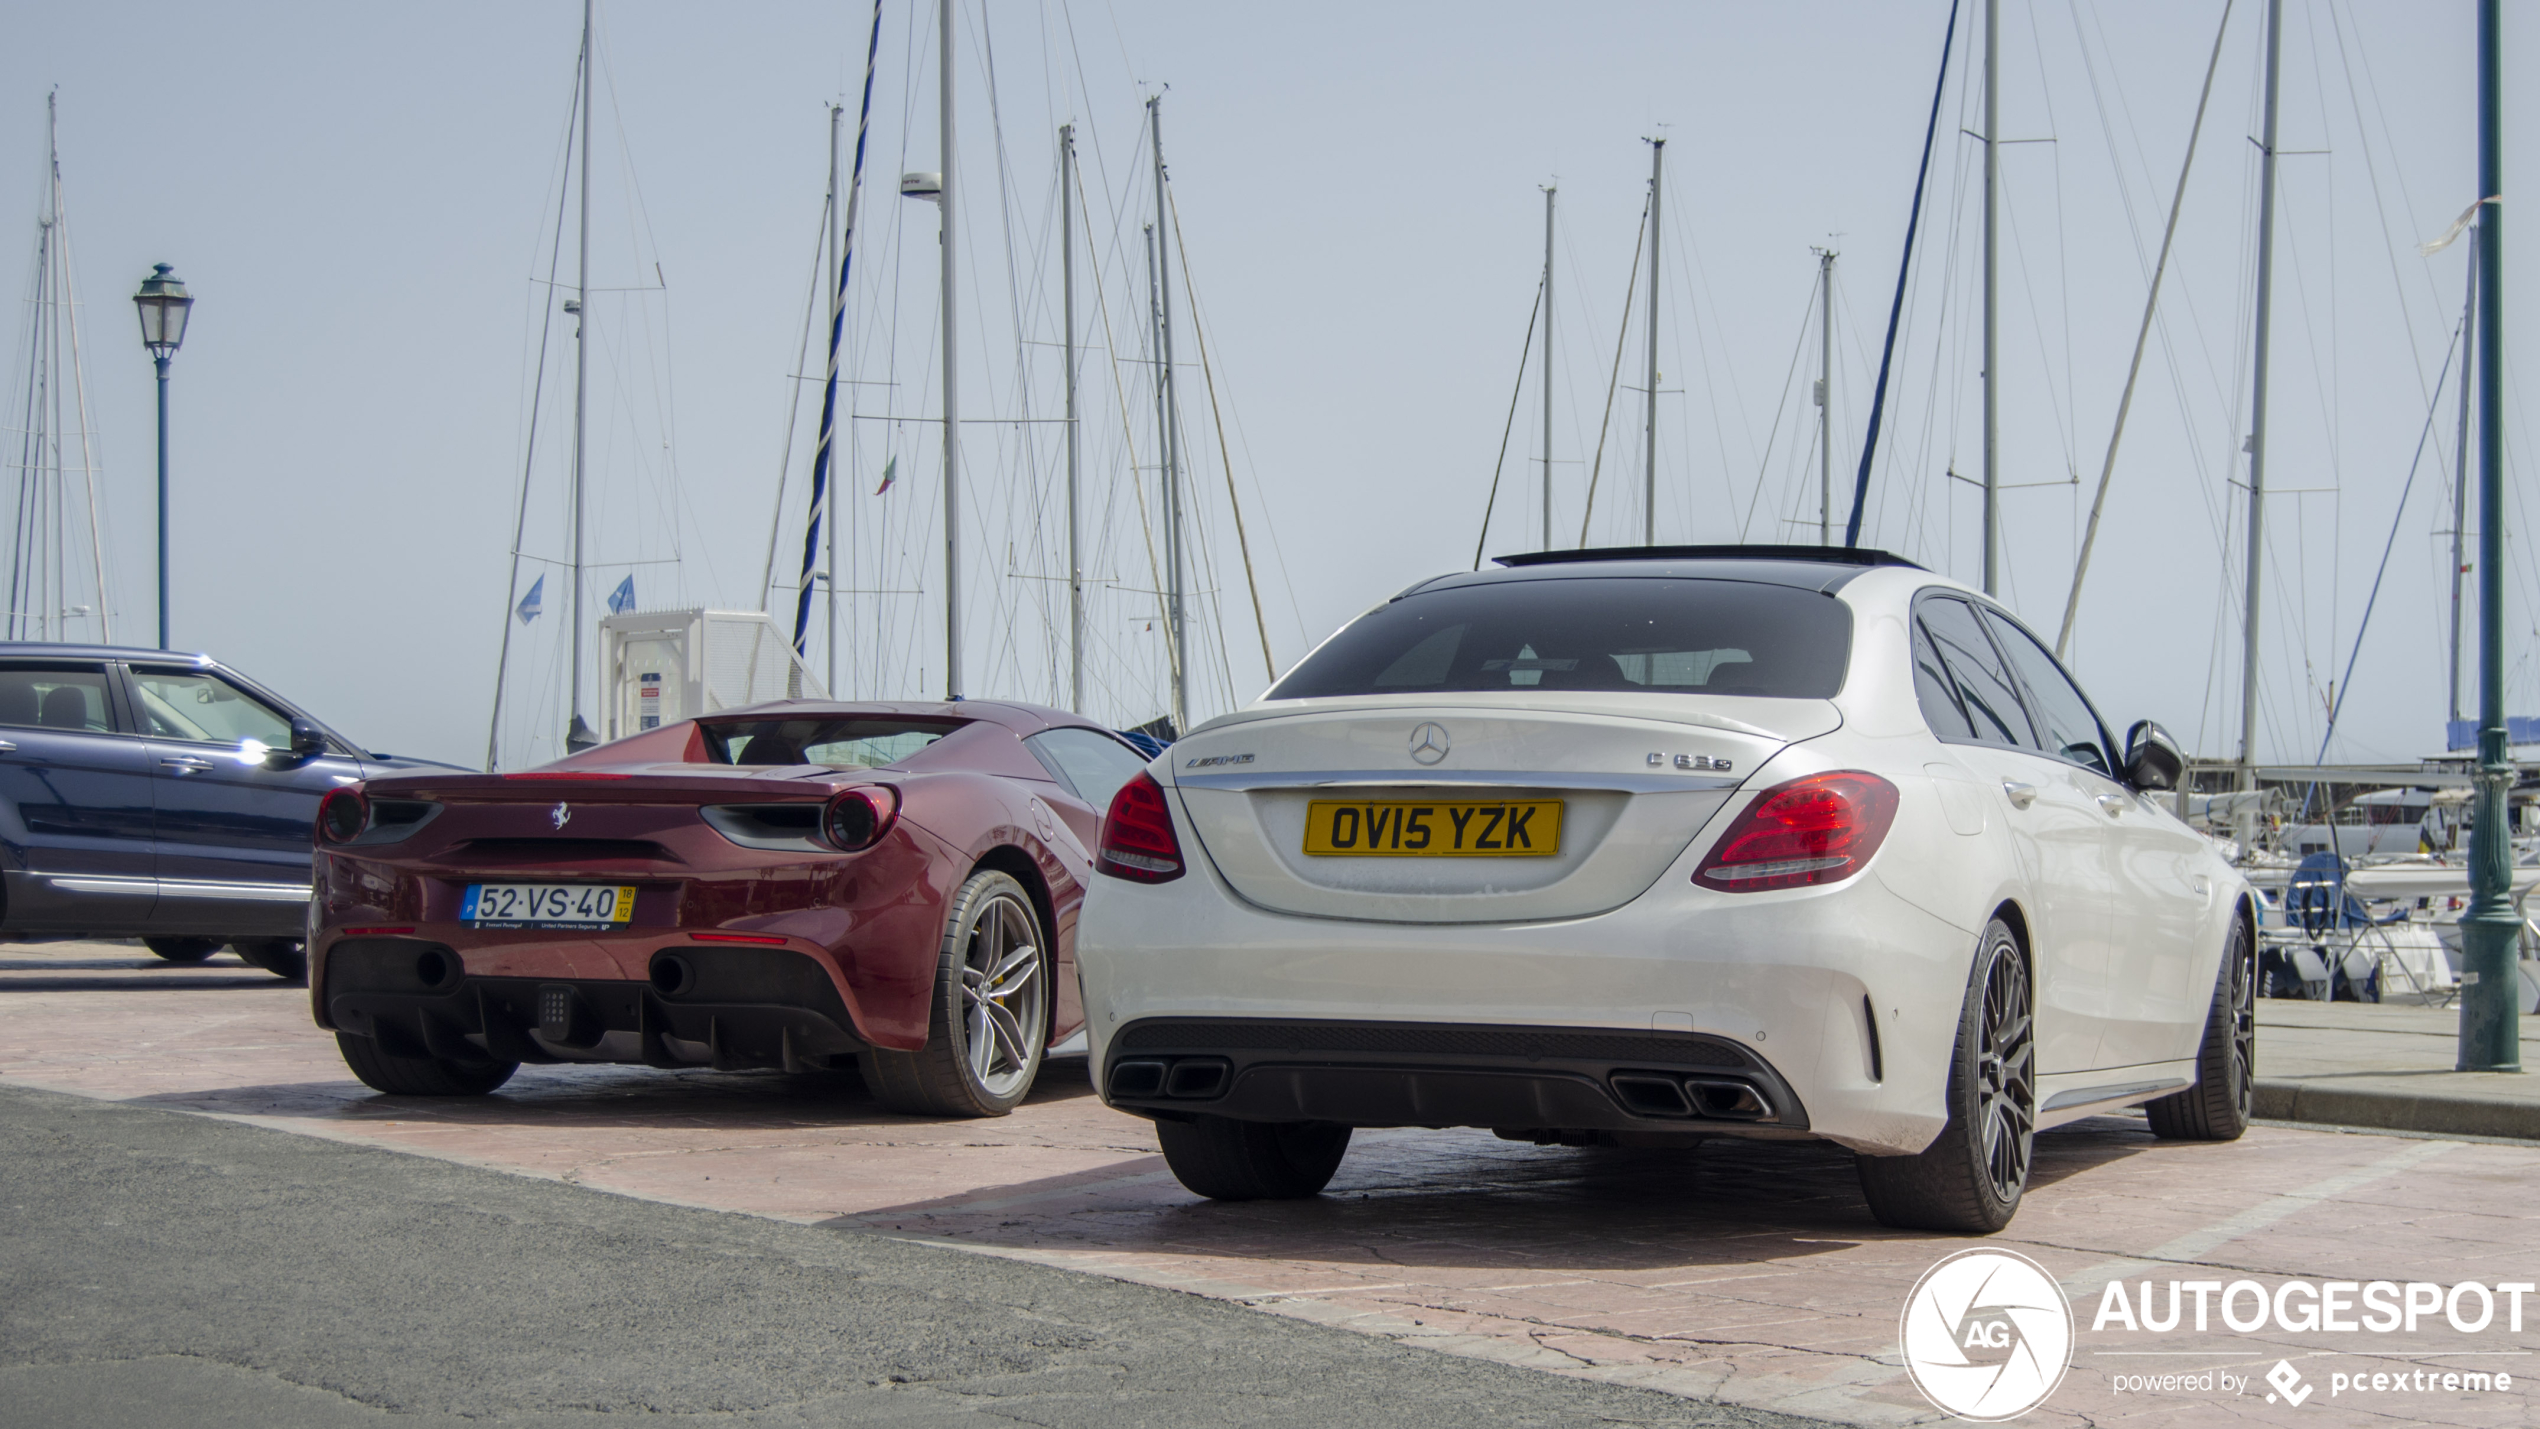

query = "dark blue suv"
[{"left": 0, "top": 645, "right": 451, "bottom": 979}]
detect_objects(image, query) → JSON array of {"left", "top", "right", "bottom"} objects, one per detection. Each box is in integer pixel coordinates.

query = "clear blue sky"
[{"left": 5, "top": 2, "right": 2527, "bottom": 768}]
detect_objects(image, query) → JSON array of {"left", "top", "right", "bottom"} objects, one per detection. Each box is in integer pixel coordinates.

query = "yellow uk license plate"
[{"left": 1302, "top": 799, "right": 1563, "bottom": 857}]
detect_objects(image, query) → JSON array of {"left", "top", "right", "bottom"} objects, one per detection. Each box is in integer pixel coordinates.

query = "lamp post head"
[
  {"left": 899, "top": 171, "right": 943, "bottom": 203},
  {"left": 133, "top": 263, "right": 193, "bottom": 358}
]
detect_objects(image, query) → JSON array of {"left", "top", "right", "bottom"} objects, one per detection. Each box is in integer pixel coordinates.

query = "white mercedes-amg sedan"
[{"left": 1077, "top": 546, "right": 2256, "bottom": 1233}]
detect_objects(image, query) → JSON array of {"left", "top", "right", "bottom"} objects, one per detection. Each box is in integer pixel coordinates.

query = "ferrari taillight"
[
  {"left": 316, "top": 786, "right": 369, "bottom": 845},
  {"left": 822, "top": 786, "right": 900, "bottom": 852},
  {"left": 1692, "top": 770, "right": 1899, "bottom": 892},
  {"left": 1098, "top": 771, "right": 1185, "bottom": 883}
]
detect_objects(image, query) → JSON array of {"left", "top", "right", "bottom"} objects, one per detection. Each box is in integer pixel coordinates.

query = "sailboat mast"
[
  {"left": 939, "top": 0, "right": 961, "bottom": 701},
  {"left": 1980, "top": 0, "right": 1999, "bottom": 595},
  {"left": 1542, "top": 185, "right": 1555, "bottom": 549},
  {"left": 41, "top": 94, "right": 60, "bottom": 642},
  {"left": 54, "top": 95, "right": 106, "bottom": 645},
  {"left": 1150, "top": 96, "right": 1186, "bottom": 734},
  {"left": 824, "top": 104, "right": 842, "bottom": 694},
  {"left": 1644, "top": 139, "right": 1663, "bottom": 546},
  {"left": 2238, "top": 0, "right": 2285, "bottom": 816},
  {"left": 1061, "top": 123, "right": 1083, "bottom": 713},
  {"left": 2449, "top": 229, "right": 2478, "bottom": 730},
  {"left": 1817, "top": 248, "right": 1834, "bottom": 545},
  {"left": 568, "top": 0, "right": 593, "bottom": 749}
]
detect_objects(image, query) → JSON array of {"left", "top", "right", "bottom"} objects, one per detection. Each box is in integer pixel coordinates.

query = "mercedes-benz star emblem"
[
  {"left": 1407, "top": 722, "right": 1451, "bottom": 765},
  {"left": 551, "top": 801, "right": 572, "bottom": 830}
]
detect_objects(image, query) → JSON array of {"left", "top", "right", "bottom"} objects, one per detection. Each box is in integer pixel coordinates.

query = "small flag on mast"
[
  {"left": 515, "top": 575, "right": 544, "bottom": 625},
  {"left": 874, "top": 455, "right": 896, "bottom": 495},
  {"left": 607, "top": 575, "right": 636, "bottom": 615}
]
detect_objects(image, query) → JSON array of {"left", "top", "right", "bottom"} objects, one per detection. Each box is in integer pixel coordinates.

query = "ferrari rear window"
[
  {"left": 701, "top": 716, "right": 960, "bottom": 768},
  {"left": 1269, "top": 577, "right": 1850, "bottom": 700}
]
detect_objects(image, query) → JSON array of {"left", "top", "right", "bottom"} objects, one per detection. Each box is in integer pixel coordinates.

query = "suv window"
[
  {"left": 0, "top": 664, "right": 113, "bottom": 733},
  {"left": 1983, "top": 610, "right": 2117, "bottom": 777},
  {"left": 1025, "top": 727, "right": 1150, "bottom": 810},
  {"left": 129, "top": 666, "right": 293, "bottom": 748},
  {"left": 1268, "top": 577, "right": 1851, "bottom": 700},
  {"left": 1914, "top": 597, "right": 2033, "bottom": 748}
]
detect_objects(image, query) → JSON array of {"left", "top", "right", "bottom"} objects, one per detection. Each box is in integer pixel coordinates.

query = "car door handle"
[
  {"left": 2096, "top": 794, "right": 2127, "bottom": 818},
  {"left": 0, "top": 740, "right": 16, "bottom": 753},
  {"left": 161, "top": 756, "right": 216, "bottom": 774},
  {"left": 2002, "top": 780, "right": 2038, "bottom": 809}
]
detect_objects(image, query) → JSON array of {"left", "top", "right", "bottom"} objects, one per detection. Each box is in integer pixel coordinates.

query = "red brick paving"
[{"left": 4, "top": 941, "right": 2534, "bottom": 1426}]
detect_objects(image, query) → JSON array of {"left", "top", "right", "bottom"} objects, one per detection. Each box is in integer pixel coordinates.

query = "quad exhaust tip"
[
  {"left": 1107, "top": 1057, "right": 1230, "bottom": 1101},
  {"left": 1611, "top": 1073, "right": 1773, "bottom": 1122}
]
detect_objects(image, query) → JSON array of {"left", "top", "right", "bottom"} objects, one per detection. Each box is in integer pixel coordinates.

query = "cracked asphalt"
[{"left": 0, "top": 1082, "right": 1820, "bottom": 1429}]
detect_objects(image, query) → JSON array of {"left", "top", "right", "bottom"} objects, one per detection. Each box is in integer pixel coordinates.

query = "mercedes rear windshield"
[{"left": 1267, "top": 577, "right": 1851, "bottom": 700}]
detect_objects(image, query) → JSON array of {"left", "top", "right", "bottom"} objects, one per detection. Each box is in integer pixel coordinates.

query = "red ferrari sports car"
[{"left": 307, "top": 700, "right": 1153, "bottom": 1116}]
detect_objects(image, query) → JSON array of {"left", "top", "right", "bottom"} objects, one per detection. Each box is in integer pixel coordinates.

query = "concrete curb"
[{"left": 2253, "top": 1078, "right": 2540, "bottom": 1141}]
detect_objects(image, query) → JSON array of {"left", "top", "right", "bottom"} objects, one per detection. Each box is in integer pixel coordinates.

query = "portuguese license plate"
[
  {"left": 1302, "top": 799, "right": 1563, "bottom": 857},
  {"left": 462, "top": 883, "right": 638, "bottom": 929}
]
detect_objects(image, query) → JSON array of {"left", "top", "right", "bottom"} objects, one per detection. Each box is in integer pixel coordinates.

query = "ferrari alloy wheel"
[
  {"left": 2146, "top": 913, "right": 2255, "bottom": 1141},
  {"left": 864, "top": 869, "right": 1050, "bottom": 1118},
  {"left": 144, "top": 937, "right": 222, "bottom": 964},
  {"left": 1858, "top": 917, "right": 2035, "bottom": 1233},
  {"left": 231, "top": 938, "right": 308, "bottom": 982},
  {"left": 335, "top": 1031, "right": 517, "bottom": 1097}
]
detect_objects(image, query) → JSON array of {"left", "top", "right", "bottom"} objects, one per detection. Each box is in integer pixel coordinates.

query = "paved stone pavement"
[
  {"left": 2255, "top": 995, "right": 2540, "bottom": 1139},
  {"left": 4, "top": 940, "right": 2536, "bottom": 1427}
]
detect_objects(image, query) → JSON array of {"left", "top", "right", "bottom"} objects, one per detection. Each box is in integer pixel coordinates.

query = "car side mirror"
[
  {"left": 2123, "top": 719, "right": 2183, "bottom": 793},
  {"left": 288, "top": 717, "right": 327, "bottom": 760}
]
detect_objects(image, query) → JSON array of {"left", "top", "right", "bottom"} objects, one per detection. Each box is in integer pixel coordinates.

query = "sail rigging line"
[
  {"left": 794, "top": 0, "right": 884, "bottom": 667},
  {"left": 1471, "top": 281, "right": 1544, "bottom": 570},
  {"left": 1070, "top": 157, "right": 1172, "bottom": 682},
  {"left": 1655, "top": 157, "right": 1757, "bottom": 541},
  {"left": 972, "top": 5, "right": 1065, "bottom": 700},
  {"left": 1735, "top": 273, "right": 1823, "bottom": 543},
  {"left": 1165, "top": 187, "right": 1274, "bottom": 682},
  {"left": 1844, "top": 0, "right": 1963, "bottom": 548},
  {"left": 1575, "top": 193, "right": 1652, "bottom": 546},
  {"left": 754, "top": 160, "right": 838, "bottom": 618},
  {"left": 485, "top": 42, "right": 587, "bottom": 772},
  {"left": 2054, "top": 0, "right": 2234, "bottom": 658},
  {"left": 747, "top": 128, "right": 836, "bottom": 705},
  {"left": 2308, "top": 303, "right": 2468, "bottom": 767}
]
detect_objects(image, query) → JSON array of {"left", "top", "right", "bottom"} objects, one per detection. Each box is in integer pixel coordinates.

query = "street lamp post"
[
  {"left": 2458, "top": 0, "right": 2519, "bottom": 1073},
  {"left": 133, "top": 263, "right": 193, "bottom": 650}
]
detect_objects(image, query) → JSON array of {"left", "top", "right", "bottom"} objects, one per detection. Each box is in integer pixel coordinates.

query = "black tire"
[
  {"left": 1156, "top": 1115, "right": 1352, "bottom": 1201},
  {"left": 862, "top": 870, "right": 1050, "bottom": 1118},
  {"left": 144, "top": 936, "right": 222, "bottom": 964},
  {"left": 231, "top": 938, "right": 307, "bottom": 982},
  {"left": 1857, "top": 917, "right": 2035, "bottom": 1234},
  {"left": 2145, "top": 912, "right": 2254, "bottom": 1141},
  {"left": 335, "top": 1031, "right": 517, "bottom": 1097}
]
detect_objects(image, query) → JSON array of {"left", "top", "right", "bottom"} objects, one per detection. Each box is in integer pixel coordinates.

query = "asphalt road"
[{"left": 0, "top": 1083, "right": 1820, "bottom": 1429}]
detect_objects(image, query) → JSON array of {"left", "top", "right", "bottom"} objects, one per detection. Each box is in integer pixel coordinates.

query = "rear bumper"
[
  {"left": 1103, "top": 1016, "right": 1807, "bottom": 1133},
  {"left": 322, "top": 936, "right": 866, "bottom": 1071},
  {"left": 1078, "top": 834, "right": 1983, "bottom": 1156}
]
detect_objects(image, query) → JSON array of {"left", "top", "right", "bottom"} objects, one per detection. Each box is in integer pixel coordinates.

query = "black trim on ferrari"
[{"left": 324, "top": 936, "right": 865, "bottom": 1072}]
